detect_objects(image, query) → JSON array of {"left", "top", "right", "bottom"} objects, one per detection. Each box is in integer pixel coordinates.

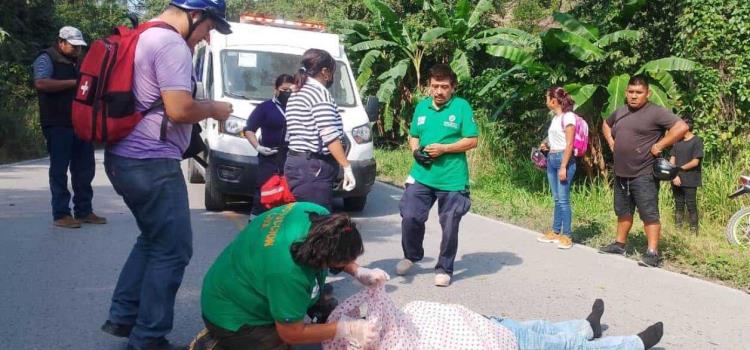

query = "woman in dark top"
[{"left": 244, "top": 74, "right": 295, "bottom": 215}]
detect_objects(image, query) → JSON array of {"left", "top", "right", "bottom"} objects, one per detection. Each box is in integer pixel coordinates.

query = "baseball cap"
[{"left": 59, "top": 26, "right": 87, "bottom": 47}]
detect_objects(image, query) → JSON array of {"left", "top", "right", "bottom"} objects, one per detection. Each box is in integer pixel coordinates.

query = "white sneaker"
[
  {"left": 434, "top": 273, "right": 451, "bottom": 287},
  {"left": 395, "top": 259, "right": 413, "bottom": 276}
]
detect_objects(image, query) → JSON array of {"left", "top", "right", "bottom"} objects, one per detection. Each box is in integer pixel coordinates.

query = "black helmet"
[{"left": 653, "top": 158, "right": 678, "bottom": 181}]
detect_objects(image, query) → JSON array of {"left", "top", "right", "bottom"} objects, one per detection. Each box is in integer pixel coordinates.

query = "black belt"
[{"left": 288, "top": 149, "right": 333, "bottom": 160}]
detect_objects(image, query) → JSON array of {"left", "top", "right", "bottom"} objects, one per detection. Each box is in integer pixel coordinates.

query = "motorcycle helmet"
[{"left": 653, "top": 157, "right": 678, "bottom": 181}]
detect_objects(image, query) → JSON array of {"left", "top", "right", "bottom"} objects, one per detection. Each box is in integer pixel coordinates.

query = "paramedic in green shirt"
[
  {"left": 200, "top": 202, "right": 389, "bottom": 350},
  {"left": 395, "top": 64, "right": 478, "bottom": 287}
]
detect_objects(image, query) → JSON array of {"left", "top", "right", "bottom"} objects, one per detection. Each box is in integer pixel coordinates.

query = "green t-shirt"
[
  {"left": 409, "top": 96, "right": 478, "bottom": 191},
  {"left": 201, "top": 202, "right": 329, "bottom": 331}
]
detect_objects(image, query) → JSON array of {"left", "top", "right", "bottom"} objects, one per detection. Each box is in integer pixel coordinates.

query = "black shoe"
[
  {"left": 598, "top": 242, "right": 626, "bottom": 255},
  {"left": 126, "top": 340, "right": 186, "bottom": 350},
  {"left": 638, "top": 251, "right": 662, "bottom": 267},
  {"left": 101, "top": 320, "right": 133, "bottom": 338}
]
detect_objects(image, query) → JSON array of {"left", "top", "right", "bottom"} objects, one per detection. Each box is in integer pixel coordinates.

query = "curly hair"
[{"left": 290, "top": 212, "right": 364, "bottom": 269}]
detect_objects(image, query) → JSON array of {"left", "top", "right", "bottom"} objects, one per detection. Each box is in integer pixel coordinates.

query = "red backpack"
[
  {"left": 72, "top": 22, "right": 175, "bottom": 144},
  {"left": 260, "top": 174, "right": 296, "bottom": 210}
]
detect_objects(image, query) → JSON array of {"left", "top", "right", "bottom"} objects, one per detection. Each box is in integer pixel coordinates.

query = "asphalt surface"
[{"left": 1, "top": 152, "right": 749, "bottom": 350}]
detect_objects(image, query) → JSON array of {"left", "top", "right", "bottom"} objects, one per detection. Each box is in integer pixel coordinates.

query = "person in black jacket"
[{"left": 32, "top": 26, "right": 106, "bottom": 228}]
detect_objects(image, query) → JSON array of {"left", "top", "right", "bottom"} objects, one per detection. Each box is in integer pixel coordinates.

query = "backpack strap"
[{"left": 129, "top": 21, "right": 185, "bottom": 142}]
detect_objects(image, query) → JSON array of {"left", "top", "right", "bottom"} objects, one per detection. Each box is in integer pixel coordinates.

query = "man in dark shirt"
[
  {"left": 33, "top": 26, "right": 106, "bottom": 229},
  {"left": 669, "top": 118, "right": 703, "bottom": 233},
  {"left": 599, "top": 75, "right": 688, "bottom": 267}
]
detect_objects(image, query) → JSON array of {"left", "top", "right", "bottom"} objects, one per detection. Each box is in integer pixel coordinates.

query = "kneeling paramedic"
[{"left": 200, "top": 202, "right": 389, "bottom": 349}]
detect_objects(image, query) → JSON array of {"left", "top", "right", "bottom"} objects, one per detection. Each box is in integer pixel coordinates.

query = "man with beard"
[
  {"left": 395, "top": 64, "right": 478, "bottom": 287},
  {"left": 33, "top": 26, "right": 107, "bottom": 229},
  {"left": 600, "top": 75, "right": 688, "bottom": 267}
]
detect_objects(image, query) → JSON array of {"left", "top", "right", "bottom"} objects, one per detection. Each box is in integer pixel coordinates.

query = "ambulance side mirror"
[{"left": 365, "top": 96, "right": 379, "bottom": 123}]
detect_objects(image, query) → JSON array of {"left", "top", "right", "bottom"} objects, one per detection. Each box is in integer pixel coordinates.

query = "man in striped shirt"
[{"left": 284, "top": 49, "right": 356, "bottom": 210}]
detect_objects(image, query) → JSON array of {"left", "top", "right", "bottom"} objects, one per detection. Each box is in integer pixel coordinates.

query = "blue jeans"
[
  {"left": 546, "top": 152, "right": 576, "bottom": 235},
  {"left": 42, "top": 126, "right": 95, "bottom": 220},
  {"left": 399, "top": 181, "right": 472, "bottom": 275},
  {"left": 491, "top": 317, "right": 645, "bottom": 350},
  {"left": 104, "top": 153, "right": 193, "bottom": 348}
]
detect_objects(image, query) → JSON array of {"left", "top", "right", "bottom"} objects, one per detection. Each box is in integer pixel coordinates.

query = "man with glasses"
[{"left": 33, "top": 26, "right": 107, "bottom": 229}]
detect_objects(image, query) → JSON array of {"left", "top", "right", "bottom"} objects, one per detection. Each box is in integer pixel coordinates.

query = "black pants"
[
  {"left": 284, "top": 152, "right": 338, "bottom": 211},
  {"left": 672, "top": 186, "right": 698, "bottom": 229},
  {"left": 399, "top": 181, "right": 472, "bottom": 275},
  {"left": 204, "top": 318, "right": 289, "bottom": 350},
  {"left": 252, "top": 149, "right": 287, "bottom": 215}
]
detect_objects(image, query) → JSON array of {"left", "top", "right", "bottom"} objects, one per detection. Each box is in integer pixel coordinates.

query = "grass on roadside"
[{"left": 375, "top": 146, "right": 750, "bottom": 291}]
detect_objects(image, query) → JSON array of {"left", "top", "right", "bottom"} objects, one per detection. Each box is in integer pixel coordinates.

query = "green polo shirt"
[
  {"left": 409, "top": 96, "right": 478, "bottom": 191},
  {"left": 201, "top": 202, "right": 329, "bottom": 331}
]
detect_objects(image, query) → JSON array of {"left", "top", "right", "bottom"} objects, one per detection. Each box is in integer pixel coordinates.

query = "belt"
[{"left": 288, "top": 149, "right": 333, "bottom": 160}]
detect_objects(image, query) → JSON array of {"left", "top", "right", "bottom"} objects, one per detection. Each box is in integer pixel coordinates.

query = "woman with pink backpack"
[{"left": 537, "top": 86, "right": 588, "bottom": 249}]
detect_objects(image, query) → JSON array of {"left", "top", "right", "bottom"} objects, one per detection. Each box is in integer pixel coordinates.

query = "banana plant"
[
  {"left": 340, "top": 0, "right": 443, "bottom": 136},
  {"left": 422, "top": 0, "right": 519, "bottom": 82},
  {"left": 484, "top": 11, "right": 697, "bottom": 119}
]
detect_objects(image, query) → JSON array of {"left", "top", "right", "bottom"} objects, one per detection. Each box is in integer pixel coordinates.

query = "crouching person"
[{"left": 199, "top": 203, "right": 389, "bottom": 349}]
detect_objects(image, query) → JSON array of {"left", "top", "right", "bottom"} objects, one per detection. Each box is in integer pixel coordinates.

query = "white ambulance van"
[{"left": 189, "top": 15, "right": 379, "bottom": 212}]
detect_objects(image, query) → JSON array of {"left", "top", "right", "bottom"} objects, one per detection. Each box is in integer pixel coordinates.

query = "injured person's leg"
[{"left": 487, "top": 299, "right": 663, "bottom": 350}]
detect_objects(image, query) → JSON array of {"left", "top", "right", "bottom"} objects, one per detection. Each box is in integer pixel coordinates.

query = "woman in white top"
[{"left": 537, "top": 86, "right": 577, "bottom": 249}]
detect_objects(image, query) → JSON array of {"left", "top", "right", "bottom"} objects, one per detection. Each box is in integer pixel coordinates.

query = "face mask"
[{"left": 277, "top": 90, "right": 292, "bottom": 108}]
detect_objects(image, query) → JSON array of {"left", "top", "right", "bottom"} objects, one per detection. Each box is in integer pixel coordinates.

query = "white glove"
[
  {"left": 354, "top": 267, "right": 391, "bottom": 287},
  {"left": 256, "top": 145, "right": 278, "bottom": 156},
  {"left": 342, "top": 165, "right": 356, "bottom": 191},
  {"left": 335, "top": 316, "right": 378, "bottom": 347}
]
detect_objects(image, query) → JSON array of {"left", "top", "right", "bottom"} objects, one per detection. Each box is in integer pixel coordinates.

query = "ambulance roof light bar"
[{"left": 239, "top": 13, "right": 326, "bottom": 32}]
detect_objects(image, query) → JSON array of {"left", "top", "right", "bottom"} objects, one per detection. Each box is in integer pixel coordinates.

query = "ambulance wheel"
[
  {"left": 205, "top": 163, "right": 226, "bottom": 211},
  {"left": 343, "top": 195, "right": 367, "bottom": 212}
]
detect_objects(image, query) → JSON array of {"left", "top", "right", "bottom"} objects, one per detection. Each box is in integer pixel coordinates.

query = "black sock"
[
  {"left": 586, "top": 299, "right": 604, "bottom": 338},
  {"left": 615, "top": 241, "right": 625, "bottom": 248},
  {"left": 637, "top": 322, "right": 664, "bottom": 349}
]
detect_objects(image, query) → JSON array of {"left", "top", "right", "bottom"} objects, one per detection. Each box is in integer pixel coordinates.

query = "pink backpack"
[{"left": 561, "top": 114, "right": 589, "bottom": 157}]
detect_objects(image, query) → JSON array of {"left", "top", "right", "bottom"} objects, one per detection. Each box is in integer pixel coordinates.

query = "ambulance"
[{"left": 190, "top": 14, "right": 378, "bottom": 211}]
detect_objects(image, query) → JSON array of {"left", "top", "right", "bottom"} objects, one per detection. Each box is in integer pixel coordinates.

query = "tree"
[
  {"left": 482, "top": 9, "right": 698, "bottom": 177},
  {"left": 341, "top": 0, "right": 442, "bottom": 140}
]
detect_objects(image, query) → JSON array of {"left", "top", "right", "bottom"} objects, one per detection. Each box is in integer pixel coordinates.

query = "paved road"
[{"left": 1, "top": 152, "right": 749, "bottom": 350}]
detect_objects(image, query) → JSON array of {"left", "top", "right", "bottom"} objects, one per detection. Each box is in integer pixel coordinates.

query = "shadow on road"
[{"left": 452, "top": 251, "right": 523, "bottom": 283}]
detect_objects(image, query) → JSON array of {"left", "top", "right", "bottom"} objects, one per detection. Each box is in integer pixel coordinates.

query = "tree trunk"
[{"left": 580, "top": 120, "right": 608, "bottom": 179}]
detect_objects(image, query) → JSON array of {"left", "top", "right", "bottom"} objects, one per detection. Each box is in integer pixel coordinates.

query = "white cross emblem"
[{"left": 79, "top": 81, "right": 90, "bottom": 95}]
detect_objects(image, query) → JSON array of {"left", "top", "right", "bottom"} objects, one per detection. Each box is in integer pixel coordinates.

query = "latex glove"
[
  {"left": 335, "top": 316, "right": 378, "bottom": 347},
  {"left": 342, "top": 165, "right": 356, "bottom": 191},
  {"left": 355, "top": 267, "right": 390, "bottom": 287},
  {"left": 256, "top": 146, "right": 278, "bottom": 156}
]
